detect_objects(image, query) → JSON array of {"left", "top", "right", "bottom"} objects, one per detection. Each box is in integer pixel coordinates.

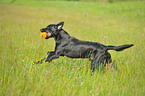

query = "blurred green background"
[{"left": 0, "top": 0, "right": 145, "bottom": 96}]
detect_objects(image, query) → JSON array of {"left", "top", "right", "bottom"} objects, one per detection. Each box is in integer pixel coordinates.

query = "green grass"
[{"left": 0, "top": 1, "right": 145, "bottom": 96}]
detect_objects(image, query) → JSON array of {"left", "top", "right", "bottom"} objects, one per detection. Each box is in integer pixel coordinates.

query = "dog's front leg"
[{"left": 45, "top": 51, "right": 60, "bottom": 62}]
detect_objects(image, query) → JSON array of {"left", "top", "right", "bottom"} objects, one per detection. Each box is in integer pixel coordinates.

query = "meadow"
[{"left": 0, "top": 0, "right": 145, "bottom": 96}]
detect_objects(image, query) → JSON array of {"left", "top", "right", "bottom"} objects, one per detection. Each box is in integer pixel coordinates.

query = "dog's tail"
[{"left": 106, "top": 44, "right": 134, "bottom": 51}]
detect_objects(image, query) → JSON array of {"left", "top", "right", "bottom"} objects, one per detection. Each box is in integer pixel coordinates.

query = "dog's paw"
[
  {"left": 45, "top": 59, "right": 51, "bottom": 63},
  {"left": 33, "top": 58, "right": 46, "bottom": 64}
]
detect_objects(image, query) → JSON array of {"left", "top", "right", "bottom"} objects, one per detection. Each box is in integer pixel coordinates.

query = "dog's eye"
[{"left": 54, "top": 26, "right": 57, "bottom": 29}]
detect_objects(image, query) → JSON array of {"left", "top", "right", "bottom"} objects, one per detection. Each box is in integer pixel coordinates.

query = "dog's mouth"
[
  {"left": 47, "top": 32, "right": 51, "bottom": 37},
  {"left": 45, "top": 32, "right": 52, "bottom": 39},
  {"left": 40, "top": 32, "right": 52, "bottom": 39}
]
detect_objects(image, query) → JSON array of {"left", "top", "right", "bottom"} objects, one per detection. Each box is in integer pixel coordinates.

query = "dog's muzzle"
[{"left": 40, "top": 32, "right": 51, "bottom": 39}]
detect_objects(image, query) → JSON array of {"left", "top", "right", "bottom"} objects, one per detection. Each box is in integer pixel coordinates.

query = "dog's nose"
[{"left": 40, "top": 29, "right": 43, "bottom": 32}]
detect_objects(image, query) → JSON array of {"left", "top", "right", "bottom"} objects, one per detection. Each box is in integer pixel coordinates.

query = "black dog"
[{"left": 40, "top": 22, "right": 133, "bottom": 72}]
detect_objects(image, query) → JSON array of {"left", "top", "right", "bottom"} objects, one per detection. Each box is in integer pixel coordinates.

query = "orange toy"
[{"left": 40, "top": 32, "right": 47, "bottom": 39}]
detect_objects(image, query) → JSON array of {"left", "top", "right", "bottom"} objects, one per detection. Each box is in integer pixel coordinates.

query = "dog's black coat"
[{"left": 40, "top": 22, "right": 133, "bottom": 71}]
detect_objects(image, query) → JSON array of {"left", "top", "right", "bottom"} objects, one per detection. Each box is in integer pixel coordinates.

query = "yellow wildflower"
[
  {"left": 22, "top": 60, "right": 24, "bottom": 62},
  {"left": 31, "top": 61, "right": 35, "bottom": 64}
]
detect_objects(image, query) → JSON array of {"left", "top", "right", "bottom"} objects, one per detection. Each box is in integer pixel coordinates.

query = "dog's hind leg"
[
  {"left": 99, "top": 52, "right": 112, "bottom": 65},
  {"left": 90, "top": 51, "right": 101, "bottom": 72},
  {"left": 91, "top": 60, "right": 99, "bottom": 72},
  {"left": 91, "top": 51, "right": 112, "bottom": 72}
]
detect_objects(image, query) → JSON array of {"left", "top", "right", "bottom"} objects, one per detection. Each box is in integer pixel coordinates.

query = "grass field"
[{"left": 0, "top": 0, "right": 145, "bottom": 96}]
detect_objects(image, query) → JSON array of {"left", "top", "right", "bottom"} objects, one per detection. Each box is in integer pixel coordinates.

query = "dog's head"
[{"left": 40, "top": 22, "right": 64, "bottom": 39}]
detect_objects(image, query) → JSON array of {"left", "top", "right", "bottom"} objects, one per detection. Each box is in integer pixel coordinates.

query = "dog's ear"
[{"left": 57, "top": 22, "right": 64, "bottom": 30}]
